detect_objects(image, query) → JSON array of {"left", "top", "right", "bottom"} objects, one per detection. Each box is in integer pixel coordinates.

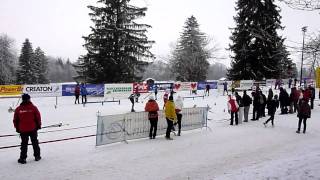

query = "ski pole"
[{"left": 42, "top": 122, "right": 63, "bottom": 129}]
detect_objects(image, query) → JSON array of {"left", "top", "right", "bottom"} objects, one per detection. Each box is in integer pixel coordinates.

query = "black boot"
[
  {"left": 35, "top": 156, "right": 41, "bottom": 161},
  {"left": 18, "top": 158, "right": 26, "bottom": 164}
]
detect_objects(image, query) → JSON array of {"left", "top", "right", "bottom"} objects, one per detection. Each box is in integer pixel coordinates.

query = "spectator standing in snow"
[
  {"left": 267, "top": 88, "right": 273, "bottom": 116},
  {"left": 296, "top": 97, "right": 311, "bottom": 134},
  {"left": 264, "top": 95, "right": 279, "bottom": 127},
  {"left": 145, "top": 95, "right": 159, "bottom": 139},
  {"left": 235, "top": 92, "right": 243, "bottom": 124},
  {"left": 260, "top": 91, "right": 267, "bottom": 117},
  {"left": 279, "top": 87, "right": 289, "bottom": 114},
  {"left": 175, "top": 95, "right": 184, "bottom": 136},
  {"left": 227, "top": 95, "right": 239, "bottom": 125},
  {"left": 205, "top": 84, "right": 210, "bottom": 96},
  {"left": 163, "top": 90, "right": 169, "bottom": 109},
  {"left": 251, "top": 92, "right": 260, "bottom": 120},
  {"left": 242, "top": 90, "right": 252, "bottom": 122},
  {"left": 74, "top": 83, "right": 80, "bottom": 104},
  {"left": 289, "top": 78, "right": 293, "bottom": 88},
  {"left": 308, "top": 85, "right": 315, "bottom": 109},
  {"left": 164, "top": 96, "right": 177, "bottom": 140},
  {"left": 13, "top": 94, "right": 42, "bottom": 164},
  {"left": 129, "top": 94, "right": 135, "bottom": 112},
  {"left": 80, "top": 83, "right": 88, "bottom": 104}
]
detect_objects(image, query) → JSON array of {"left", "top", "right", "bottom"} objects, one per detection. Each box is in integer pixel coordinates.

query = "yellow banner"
[
  {"left": 0, "top": 85, "right": 23, "bottom": 96},
  {"left": 316, "top": 67, "right": 320, "bottom": 88}
]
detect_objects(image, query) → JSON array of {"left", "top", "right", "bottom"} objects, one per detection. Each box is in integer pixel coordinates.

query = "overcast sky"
[{"left": 0, "top": 0, "right": 319, "bottom": 66}]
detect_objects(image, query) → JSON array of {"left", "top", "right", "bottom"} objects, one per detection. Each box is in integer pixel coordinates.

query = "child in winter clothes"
[
  {"left": 145, "top": 95, "right": 159, "bottom": 139},
  {"left": 227, "top": 95, "right": 239, "bottom": 125},
  {"left": 175, "top": 96, "right": 184, "bottom": 136},
  {"left": 163, "top": 91, "right": 169, "bottom": 109},
  {"left": 264, "top": 95, "right": 279, "bottom": 127},
  {"left": 164, "top": 96, "right": 177, "bottom": 140},
  {"left": 296, "top": 98, "right": 311, "bottom": 134}
]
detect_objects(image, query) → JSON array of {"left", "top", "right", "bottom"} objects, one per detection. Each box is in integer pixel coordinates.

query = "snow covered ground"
[{"left": 1, "top": 89, "right": 320, "bottom": 180}]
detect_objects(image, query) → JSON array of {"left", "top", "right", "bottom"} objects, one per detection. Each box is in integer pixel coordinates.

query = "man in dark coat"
[
  {"left": 279, "top": 88, "right": 289, "bottom": 114},
  {"left": 251, "top": 92, "right": 260, "bottom": 120},
  {"left": 264, "top": 95, "right": 279, "bottom": 127},
  {"left": 296, "top": 98, "right": 311, "bottom": 134},
  {"left": 242, "top": 90, "right": 252, "bottom": 122},
  {"left": 13, "top": 94, "right": 42, "bottom": 164}
]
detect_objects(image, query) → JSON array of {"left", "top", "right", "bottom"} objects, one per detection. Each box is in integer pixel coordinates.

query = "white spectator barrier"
[
  {"left": 104, "top": 83, "right": 133, "bottom": 100},
  {"left": 239, "top": 80, "right": 254, "bottom": 90},
  {"left": 96, "top": 107, "right": 208, "bottom": 146},
  {"left": 23, "top": 84, "right": 62, "bottom": 97}
]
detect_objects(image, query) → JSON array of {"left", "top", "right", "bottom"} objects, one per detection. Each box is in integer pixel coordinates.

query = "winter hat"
[
  {"left": 22, "top": 93, "right": 31, "bottom": 101},
  {"left": 149, "top": 95, "right": 155, "bottom": 100}
]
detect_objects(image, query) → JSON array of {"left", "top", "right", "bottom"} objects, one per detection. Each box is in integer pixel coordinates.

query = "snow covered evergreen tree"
[
  {"left": 170, "top": 16, "right": 210, "bottom": 82},
  {"left": 0, "top": 34, "right": 17, "bottom": 84},
  {"left": 82, "top": 0, "right": 154, "bottom": 83},
  {"left": 34, "top": 47, "right": 49, "bottom": 84},
  {"left": 16, "top": 39, "right": 37, "bottom": 84},
  {"left": 228, "top": 0, "right": 292, "bottom": 80}
]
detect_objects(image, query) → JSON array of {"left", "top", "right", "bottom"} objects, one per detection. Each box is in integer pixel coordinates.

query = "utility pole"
[{"left": 300, "top": 26, "right": 307, "bottom": 87}]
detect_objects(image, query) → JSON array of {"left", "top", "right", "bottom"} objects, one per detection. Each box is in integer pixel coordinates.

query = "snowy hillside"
[{"left": 1, "top": 89, "right": 320, "bottom": 180}]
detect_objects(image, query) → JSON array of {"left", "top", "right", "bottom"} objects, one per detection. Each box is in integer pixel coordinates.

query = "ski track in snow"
[{"left": 1, "top": 89, "right": 320, "bottom": 180}]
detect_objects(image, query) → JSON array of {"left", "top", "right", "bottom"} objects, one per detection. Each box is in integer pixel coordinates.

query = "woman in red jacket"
[
  {"left": 145, "top": 95, "right": 159, "bottom": 139},
  {"left": 13, "top": 94, "right": 42, "bottom": 164}
]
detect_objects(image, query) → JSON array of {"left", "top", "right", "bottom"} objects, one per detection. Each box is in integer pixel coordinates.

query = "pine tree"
[
  {"left": 0, "top": 34, "right": 17, "bottom": 84},
  {"left": 34, "top": 47, "right": 49, "bottom": 84},
  {"left": 170, "top": 16, "right": 210, "bottom": 82},
  {"left": 16, "top": 39, "right": 36, "bottom": 84},
  {"left": 228, "top": 0, "right": 292, "bottom": 80},
  {"left": 82, "top": 0, "right": 154, "bottom": 83}
]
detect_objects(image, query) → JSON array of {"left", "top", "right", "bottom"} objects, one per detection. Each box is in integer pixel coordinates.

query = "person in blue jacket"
[{"left": 80, "top": 83, "right": 88, "bottom": 104}]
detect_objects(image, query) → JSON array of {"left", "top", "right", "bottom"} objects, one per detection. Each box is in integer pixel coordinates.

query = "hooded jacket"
[
  {"left": 145, "top": 100, "right": 159, "bottom": 119},
  {"left": 175, "top": 96, "right": 183, "bottom": 113},
  {"left": 13, "top": 101, "right": 41, "bottom": 133},
  {"left": 165, "top": 100, "right": 177, "bottom": 122}
]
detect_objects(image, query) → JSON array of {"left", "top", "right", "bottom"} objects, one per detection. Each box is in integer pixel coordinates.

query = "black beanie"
[{"left": 22, "top": 94, "right": 31, "bottom": 101}]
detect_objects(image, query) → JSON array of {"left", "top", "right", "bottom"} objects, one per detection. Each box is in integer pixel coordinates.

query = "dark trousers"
[
  {"left": 265, "top": 114, "right": 275, "bottom": 125},
  {"left": 166, "top": 118, "right": 174, "bottom": 138},
  {"left": 82, "top": 95, "right": 87, "bottom": 104},
  {"left": 298, "top": 117, "right": 307, "bottom": 133},
  {"left": 176, "top": 113, "right": 182, "bottom": 135},
  {"left": 75, "top": 95, "right": 80, "bottom": 104},
  {"left": 230, "top": 111, "right": 238, "bottom": 125},
  {"left": 20, "top": 131, "right": 40, "bottom": 159},
  {"left": 252, "top": 105, "right": 260, "bottom": 120},
  {"left": 149, "top": 118, "right": 158, "bottom": 138},
  {"left": 311, "top": 98, "right": 314, "bottom": 109}
]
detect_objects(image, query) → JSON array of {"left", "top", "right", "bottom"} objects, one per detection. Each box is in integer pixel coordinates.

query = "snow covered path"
[{"left": 1, "top": 90, "right": 320, "bottom": 180}]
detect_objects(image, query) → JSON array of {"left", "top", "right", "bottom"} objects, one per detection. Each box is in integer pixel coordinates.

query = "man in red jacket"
[{"left": 13, "top": 94, "right": 41, "bottom": 164}]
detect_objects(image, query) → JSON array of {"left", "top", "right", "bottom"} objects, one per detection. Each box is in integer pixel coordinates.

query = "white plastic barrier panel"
[
  {"left": 104, "top": 83, "right": 133, "bottom": 99},
  {"left": 96, "top": 107, "right": 208, "bottom": 146},
  {"left": 239, "top": 80, "right": 254, "bottom": 90},
  {"left": 23, "top": 84, "right": 62, "bottom": 97},
  {"left": 266, "top": 79, "right": 276, "bottom": 88}
]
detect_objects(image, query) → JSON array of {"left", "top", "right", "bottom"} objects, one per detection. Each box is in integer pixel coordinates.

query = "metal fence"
[{"left": 96, "top": 107, "right": 208, "bottom": 146}]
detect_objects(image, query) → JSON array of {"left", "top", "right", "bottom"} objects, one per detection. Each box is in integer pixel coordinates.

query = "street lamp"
[{"left": 300, "top": 26, "right": 307, "bottom": 87}]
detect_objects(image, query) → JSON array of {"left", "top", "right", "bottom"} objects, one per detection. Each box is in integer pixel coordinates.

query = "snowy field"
[{"left": 1, "top": 89, "right": 320, "bottom": 180}]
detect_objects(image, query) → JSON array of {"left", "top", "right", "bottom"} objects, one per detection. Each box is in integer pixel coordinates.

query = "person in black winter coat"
[
  {"left": 308, "top": 85, "right": 315, "bottom": 109},
  {"left": 279, "top": 87, "right": 290, "bottom": 114},
  {"left": 264, "top": 95, "right": 279, "bottom": 127},
  {"left": 296, "top": 98, "right": 311, "bottom": 133},
  {"left": 267, "top": 88, "right": 273, "bottom": 115},
  {"left": 242, "top": 90, "right": 252, "bottom": 122},
  {"left": 260, "top": 91, "right": 267, "bottom": 117},
  {"left": 251, "top": 92, "right": 260, "bottom": 120}
]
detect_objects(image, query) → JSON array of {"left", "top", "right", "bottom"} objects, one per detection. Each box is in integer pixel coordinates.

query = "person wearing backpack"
[
  {"left": 296, "top": 97, "right": 311, "bottom": 134},
  {"left": 145, "top": 95, "right": 159, "bottom": 139},
  {"left": 242, "top": 90, "right": 252, "bottom": 122},
  {"left": 227, "top": 95, "right": 239, "bottom": 125}
]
